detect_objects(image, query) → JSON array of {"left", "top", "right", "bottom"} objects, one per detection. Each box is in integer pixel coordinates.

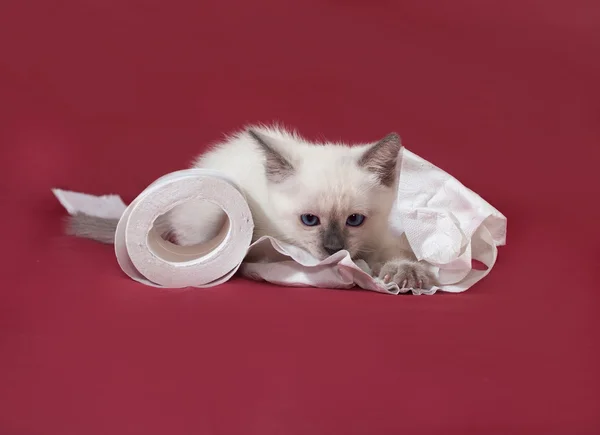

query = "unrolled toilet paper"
[{"left": 53, "top": 148, "right": 507, "bottom": 295}]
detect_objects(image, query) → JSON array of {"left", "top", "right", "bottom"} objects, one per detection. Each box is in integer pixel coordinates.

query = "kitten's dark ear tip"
[
  {"left": 384, "top": 132, "right": 401, "bottom": 145},
  {"left": 247, "top": 127, "right": 294, "bottom": 183}
]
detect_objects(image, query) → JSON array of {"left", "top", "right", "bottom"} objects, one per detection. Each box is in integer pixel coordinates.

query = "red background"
[{"left": 1, "top": 0, "right": 599, "bottom": 434}]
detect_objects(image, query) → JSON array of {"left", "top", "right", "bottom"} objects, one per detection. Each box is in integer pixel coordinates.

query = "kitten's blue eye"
[
  {"left": 300, "top": 214, "right": 320, "bottom": 226},
  {"left": 346, "top": 214, "right": 366, "bottom": 227}
]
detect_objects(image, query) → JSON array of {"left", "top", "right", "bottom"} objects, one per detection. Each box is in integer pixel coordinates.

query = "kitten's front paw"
[{"left": 378, "top": 259, "right": 436, "bottom": 290}]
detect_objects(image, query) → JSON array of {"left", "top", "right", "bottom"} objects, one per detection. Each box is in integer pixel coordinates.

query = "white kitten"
[{"left": 68, "top": 125, "right": 436, "bottom": 289}]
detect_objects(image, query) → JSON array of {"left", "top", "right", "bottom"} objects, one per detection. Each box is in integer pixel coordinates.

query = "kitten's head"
[{"left": 248, "top": 127, "right": 402, "bottom": 260}]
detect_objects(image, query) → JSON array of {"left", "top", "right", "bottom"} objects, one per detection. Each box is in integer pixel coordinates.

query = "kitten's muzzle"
[{"left": 322, "top": 223, "right": 346, "bottom": 256}]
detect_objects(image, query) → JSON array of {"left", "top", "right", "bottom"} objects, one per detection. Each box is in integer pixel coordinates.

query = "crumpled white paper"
[{"left": 53, "top": 148, "right": 506, "bottom": 295}]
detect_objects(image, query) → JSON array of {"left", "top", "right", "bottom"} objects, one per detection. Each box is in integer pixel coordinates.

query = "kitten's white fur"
[{"left": 166, "top": 125, "right": 435, "bottom": 289}]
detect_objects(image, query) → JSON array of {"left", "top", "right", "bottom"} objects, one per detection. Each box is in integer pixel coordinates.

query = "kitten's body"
[
  {"left": 69, "top": 125, "right": 435, "bottom": 289},
  {"left": 170, "top": 126, "right": 397, "bottom": 257}
]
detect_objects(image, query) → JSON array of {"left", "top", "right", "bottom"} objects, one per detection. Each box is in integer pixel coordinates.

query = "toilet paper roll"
[{"left": 114, "top": 169, "right": 254, "bottom": 288}]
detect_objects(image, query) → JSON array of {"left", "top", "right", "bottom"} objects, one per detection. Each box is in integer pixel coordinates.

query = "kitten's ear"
[
  {"left": 358, "top": 133, "right": 402, "bottom": 186},
  {"left": 248, "top": 129, "right": 295, "bottom": 183}
]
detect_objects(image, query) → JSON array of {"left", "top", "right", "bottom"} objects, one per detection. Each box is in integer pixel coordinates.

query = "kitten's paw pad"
[{"left": 378, "top": 260, "right": 435, "bottom": 290}]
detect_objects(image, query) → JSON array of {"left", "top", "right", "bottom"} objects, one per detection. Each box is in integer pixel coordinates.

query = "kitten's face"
[
  {"left": 249, "top": 129, "right": 401, "bottom": 260},
  {"left": 270, "top": 164, "right": 395, "bottom": 260}
]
